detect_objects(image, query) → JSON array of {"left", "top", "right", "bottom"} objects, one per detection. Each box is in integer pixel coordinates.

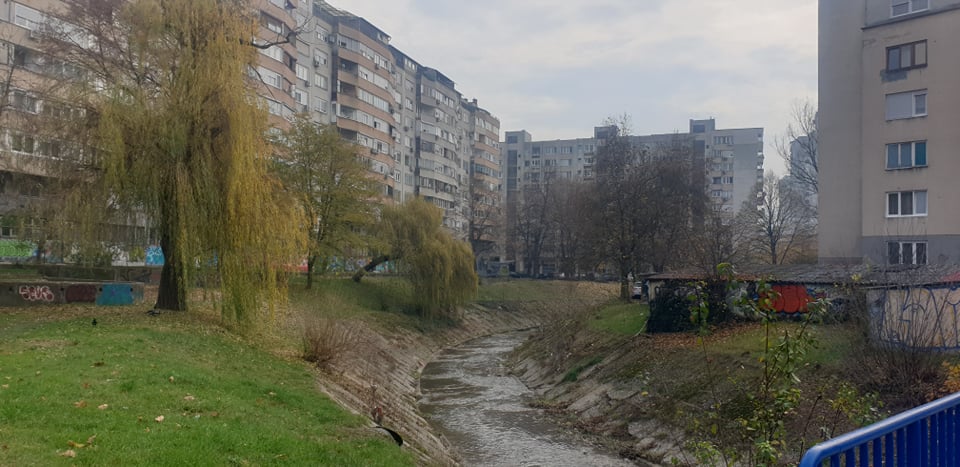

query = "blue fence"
[{"left": 799, "top": 391, "right": 960, "bottom": 466}]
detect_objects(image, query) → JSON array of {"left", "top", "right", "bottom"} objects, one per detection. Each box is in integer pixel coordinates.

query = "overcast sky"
[{"left": 337, "top": 0, "right": 817, "bottom": 175}]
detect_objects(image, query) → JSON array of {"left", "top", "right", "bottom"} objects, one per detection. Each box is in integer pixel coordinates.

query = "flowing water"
[{"left": 419, "top": 331, "right": 635, "bottom": 467}]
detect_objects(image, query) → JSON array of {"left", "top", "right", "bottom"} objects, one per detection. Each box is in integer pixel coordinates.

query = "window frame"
[
  {"left": 886, "top": 140, "right": 927, "bottom": 170},
  {"left": 886, "top": 90, "right": 928, "bottom": 120},
  {"left": 886, "top": 40, "right": 927, "bottom": 72},
  {"left": 886, "top": 190, "right": 928, "bottom": 217},
  {"left": 887, "top": 240, "right": 928, "bottom": 265},
  {"left": 891, "top": 0, "right": 929, "bottom": 17}
]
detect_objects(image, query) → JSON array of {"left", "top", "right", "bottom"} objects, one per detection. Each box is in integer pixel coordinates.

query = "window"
[
  {"left": 13, "top": 3, "right": 44, "bottom": 31},
  {"left": 886, "top": 41, "right": 927, "bottom": 72},
  {"left": 886, "top": 141, "right": 927, "bottom": 169},
  {"left": 892, "top": 0, "right": 929, "bottom": 17},
  {"left": 887, "top": 190, "right": 927, "bottom": 217},
  {"left": 10, "top": 91, "right": 37, "bottom": 113},
  {"left": 887, "top": 241, "right": 927, "bottom": 265},
  {"left": 313, "top": 74, "right": 328, "bottom": 89},
  {"left": 295, "top": 64, "right": 308, "bottom": 81},
  {"left": 885, "top": 90, "right": 927, "bottom": 120},
  {"left": 313, "top": 97, "right": 330, "bottom": 114}
]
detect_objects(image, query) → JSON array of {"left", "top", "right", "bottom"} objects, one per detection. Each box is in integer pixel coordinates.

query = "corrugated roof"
[{"left": 646, "top": 263, "right": 960, "bottom": 287}]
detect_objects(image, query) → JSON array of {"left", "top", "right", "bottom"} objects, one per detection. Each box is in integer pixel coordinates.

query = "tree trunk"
[
  {"left": 306, "top": 255, "right": 315, "bottom": 289},
  {"left": 155, "top": 232, "right": 186, "bottom": 311},
  {"left": 352, "top": 254, "right": 390, "bottom": 282}
]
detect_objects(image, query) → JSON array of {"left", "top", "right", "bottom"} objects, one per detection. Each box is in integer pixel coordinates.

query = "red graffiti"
[
  {"left": 770, "top": 285, "right": 813, "bottom": 314},
  {"left": 19, "top": 285, "right": 55, "bottom": 302}
]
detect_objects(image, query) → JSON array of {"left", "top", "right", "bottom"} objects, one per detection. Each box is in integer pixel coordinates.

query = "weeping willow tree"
[
  {"left": 48, "top": 0, "right": 305, "bottom": 324},
  {"left": 354, "top": 198, "right": 477, "bottom": 318},
  {"left": 273, "top": 116, "right": 375, "bottom": 289}
]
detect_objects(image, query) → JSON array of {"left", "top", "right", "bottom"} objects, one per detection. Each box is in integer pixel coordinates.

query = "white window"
[
  {"left": 885, "top": 90, "right": 927, "bottom": 120},
  {"left": 295, "top": 64, "right": 309, "bottom": 81},
  {"left": 886, "top": 141, "right": 927, "bottom": 169},
  {"left": 314, "top": 97, "right": 328, "bottom": 114},
  {"left": 13, "top": 3, "right": 44, "bottom": 31},
  {"left": 887, "top": 190, "right": 927, "bottom": 217},
  {"left": 892, "top": 0, "right": 929, "bottom": 17},
  {"left": 257, "top": 66, "right": 282, "bottom": 89},
  {"left": 259, "top": 45, "right": 283, "bottom": 62},
  {"left": 313, "top": 74, "right": 328, "bottom": 89},
  {"left": 888, "top": 241, "right": 927, "bottom": 265}
]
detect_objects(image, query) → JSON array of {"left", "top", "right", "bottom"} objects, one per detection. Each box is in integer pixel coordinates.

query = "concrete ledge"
[{"left": 0, "top": 281, "right": 145, "bottom": 306}]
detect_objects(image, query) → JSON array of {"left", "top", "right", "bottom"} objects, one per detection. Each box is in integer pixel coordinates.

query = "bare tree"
[
  {"left": 775, "top": 100, "right": 818, "bottom": 196},
  {"left": 741, "top": 172, "right": 817, "bottom": 265}
]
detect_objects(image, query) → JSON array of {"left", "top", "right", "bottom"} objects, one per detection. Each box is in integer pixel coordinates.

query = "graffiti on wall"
[
  {"left": 19, "top": 285, "right": 55, "bottom": 302},
  {"left": 145, "top": 246, "right": 164, "bottom": 266},
  {"left": 767, "top": 284, "right": 830, "bottom": 314},
  {"left": 872, "top": 285, "right": 960, "bottom": 351}
]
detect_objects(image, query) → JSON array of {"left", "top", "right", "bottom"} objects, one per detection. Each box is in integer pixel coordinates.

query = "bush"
[
  {"left": 301, "top": 317, "right": 356, "bottom": 371},
  {"left": 648, "top": 285, "right": 698, "bottom": 333}
]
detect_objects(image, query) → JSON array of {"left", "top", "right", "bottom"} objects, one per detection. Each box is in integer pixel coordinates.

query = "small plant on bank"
[
  {"left": 302, "top": 316, "right": 357, "bottom": 371},
  {"left": 682, "top": 263, "right": 836, "bottom": 466}
]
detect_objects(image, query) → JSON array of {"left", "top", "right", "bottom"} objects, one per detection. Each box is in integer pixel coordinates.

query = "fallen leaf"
[
  {"left": 268, "top": 391, "right": 276, "bottom": 397},
  {"left": 155, "top": 415, "right": 164, "bottom": 423},
  {"left": 168, "top": 376, "right": 175, "bottom": 383},
  {"left": 183, "top": 395, "right": 195, "bottom": 401},
  {"left": 66, "top": 440, "right": 85, "bottom": 449},
  {"left": 92, "top": 361, "right": 104, "bottom": 367},
  {"left": 1, "top": 384, "right": 8, "bottom": 390},
  {"left": 144, "top": 428, "right": 150, "bottom": 433},
  {"left": 86, "top": 435, "right": 97, "bottom": 445},
  {"left": 82, "top": 382, "right": 90, "bottom": 389},
  {"left": 74, "top": 400, "right": 87, "bottom": 408},
  {"left": 60, "top": 449, "right": 76, "bottom": 458},
  {"left": 98, "top": 404, "right": 108, "bottom": 410},
  {"left": 209, "top": 411, "right": 219, "bottom": 418}
]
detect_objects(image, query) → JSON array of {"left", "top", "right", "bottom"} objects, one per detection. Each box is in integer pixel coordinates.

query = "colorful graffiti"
[
  {"left": 765, "top": 284, "right": 830, "bottom": 314},
  {"left": 0, "top": 240, "right": 35, "bottom": 259},
  {"left": 19, "top": 285, "right": 55, "bottom": 302},
  {"left": 145, "top": 246, "right": 164, "bottom": 266}
]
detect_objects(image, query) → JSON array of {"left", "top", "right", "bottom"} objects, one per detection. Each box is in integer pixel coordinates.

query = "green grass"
[
  {"left": 562, "top": 355, "right": 604, "bottom": 382},
  {"left": 0, "top": 305, "right": 413, "bottom": 466},
  {"left": 476, "top": 279, "right": 617, "bottom": 302},
  {"left": 589, "top": 302, "right": 648, "bottom": 335}
]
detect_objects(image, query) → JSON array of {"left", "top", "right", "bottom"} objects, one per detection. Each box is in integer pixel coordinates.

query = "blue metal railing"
[{"left": 799, "top": 391, "right": 960, "bottom": 466}]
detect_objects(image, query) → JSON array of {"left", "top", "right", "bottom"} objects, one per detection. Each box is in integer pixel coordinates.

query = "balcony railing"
[{"left": 799, "top": 391, "right": 960, "bottom": 467}]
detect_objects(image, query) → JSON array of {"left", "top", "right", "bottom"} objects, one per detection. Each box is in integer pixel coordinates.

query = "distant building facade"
[
  {"left": 0, "top": 0, "right": 501, "bottom": 258},
  {"left": 502, "top": 119, "right": 763, "bottom": 275},
  {"left": 819, "top": 0, "right": 960, "bottom": 265}
]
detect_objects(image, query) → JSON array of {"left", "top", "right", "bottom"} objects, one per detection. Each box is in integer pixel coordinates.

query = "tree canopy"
[
  {"left": 51, "top": 0, "right": 305, "bottom": 326},
  {"left": 354, "top": 198, "right": 477, "bottom": 318},
  {"left": 274, "top": 116, "right": 375, "bottom": 288}
]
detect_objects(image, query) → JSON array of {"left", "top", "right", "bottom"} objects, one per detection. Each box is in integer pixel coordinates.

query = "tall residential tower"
[{"left": 819, "top": 0, "right": 960, "bottom": 265}]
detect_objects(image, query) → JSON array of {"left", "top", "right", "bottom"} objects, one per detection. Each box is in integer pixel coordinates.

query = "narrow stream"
[{"left": 419, "top": 331, "right": 634, "bottom": 466}]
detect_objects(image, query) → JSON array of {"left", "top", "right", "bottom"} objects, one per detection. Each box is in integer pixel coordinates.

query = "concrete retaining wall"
[{"left": 0, "top": 281, "right": 144, "bottom": 306}]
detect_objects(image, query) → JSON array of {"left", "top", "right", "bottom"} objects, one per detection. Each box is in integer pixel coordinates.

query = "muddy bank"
[{"left": 313, "top": 290, "right": 613, "bottom": 466}]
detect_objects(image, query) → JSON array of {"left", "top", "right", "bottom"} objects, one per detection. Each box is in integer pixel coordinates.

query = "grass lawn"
[
  {"left": 589, "top": 302, "right": 648, "bottom": 335},
  {"left": 0, "top": 299, "right": 413, "bottom": 466}
]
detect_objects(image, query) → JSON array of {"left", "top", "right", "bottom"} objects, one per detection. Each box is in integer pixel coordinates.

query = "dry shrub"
[{"left": 301, "top": 316, "right": 357, "bottom": 371}]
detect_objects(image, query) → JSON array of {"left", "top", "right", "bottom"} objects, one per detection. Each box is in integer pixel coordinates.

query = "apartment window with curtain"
[{"left": 886, "top": 141, "right": 927, "bottom": 169}]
